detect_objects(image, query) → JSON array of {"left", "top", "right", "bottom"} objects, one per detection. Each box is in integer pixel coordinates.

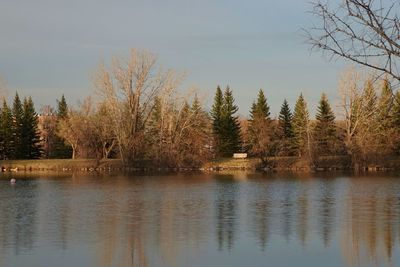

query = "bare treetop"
[{"left": 306, "top": 0, "right": 400, "bottom": 84}]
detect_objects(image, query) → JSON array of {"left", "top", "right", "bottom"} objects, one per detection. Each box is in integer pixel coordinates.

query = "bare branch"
[{"left": 306, "top": 0, "right": 400, "bottom": 83}]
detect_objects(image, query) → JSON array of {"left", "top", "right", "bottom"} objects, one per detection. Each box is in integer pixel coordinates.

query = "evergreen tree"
[
  {"left": 278, "top": 99, "right": 293, "bottom": 139},
  {"left": 247, "top": 89, "right": 274, "bottom": 162},
  {"left": 292, "top": 93, "right": 310, "bottom": 157},
  {"left": 363, "top": 79, "right": 377, "bottom": 115},
  {"left": 21, "top": 97, "right": 42, "bottom": 159},
  {"left": 57, "top": 94, "right": 68, "bottom": 118},
  {"left": 314, "top": 93, "right": 337, "bottom": 155},
  {"left": 210, "top": 86, "right": 242, "bottom": 156},
  {"left": 375, "top": 79, "right": 398, "bottom": 154},
  {"left": 52, "top": 95, "right": 72, "bottom": 158},
  {"left": 210, "top": 86, "right": 224, "bottom": 154},
  {"left": 0, "top": 100, "right": 14, "bottom": 159},
  {"left": 377, "top": 79, "right": 394, "bottom": 129},
  {"left": 277, "top": 99, "right": 294, "bottom": 156},
  {"left": 12, "top": 92, "right": 24, "bottom": 159},
  {"left": 219, "top": 86, "right": 242, "bottom": 156},
  {"left": 191, "top": 94, "right": 202, "bottom": 115},
  {"left": 188, "top": 95, "right": 211, "bottom": 165},
  {"left": 249, "top": 89, "right": 270, "bottom": 120}
]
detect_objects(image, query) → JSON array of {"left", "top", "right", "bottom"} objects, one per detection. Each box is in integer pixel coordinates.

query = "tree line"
[
  {"left": 1, "top": 50, "right": 399, "bottom": 170},
  {"left": 209, "top": 68, "right": 400, "bottom": 169},
  {"left": 0, "top": 93, "right": 71, "bottom": 160}
]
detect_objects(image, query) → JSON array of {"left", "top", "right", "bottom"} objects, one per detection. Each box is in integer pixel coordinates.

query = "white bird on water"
[{"left": 10, "top": 178, "right": 16, "bottom": 184}]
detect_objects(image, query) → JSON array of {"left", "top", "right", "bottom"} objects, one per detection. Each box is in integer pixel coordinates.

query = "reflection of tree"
[
  {"left": 318, "top": 181, "right": 335, "bottom": 248},
  {"left": 248, "top": 182, "right": 271, "bottom": 250},
  {"left": 341, "top": 178, "right": 399, "bottom": 267},
  {"left": 383, "top": 197, "right": 395, "bottom": 261},
  {"left": 0, "top": 180, "right": 39, "bottom": 256},
  {"left": 281, "top": 187, "right": 294, "bottom": 243},
  {"left": 297, "top": 190, "right": 309, "bottom": 247},
  {"left": 215, "top": 179, "right": 238, "bottom": 251},
  {"left": 13, "top": 181, "right": 39, "bottom": 254},
  {"left": 96, "top": 179, "right": 150, "bottom": 267}
]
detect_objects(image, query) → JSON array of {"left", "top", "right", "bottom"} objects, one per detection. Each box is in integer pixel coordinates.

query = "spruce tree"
[
  {"left": 211, "top": 86, "right": 224, "bottom": 155},
  {"left": 191, "top": 94, "right": 210, "bottom": 140},
  {"left": 363, "top": 79, "right": 377, "bottom": 115},
  {"left": 52, "top": 95, "right": 72, "bottom": 158},
  {"left": 0, "top": 100, "right": 14, "bottom": 159},
  {"left": 57, "top": 94, "right": 68, "bottom": 118},
  {"left": 314, "top": 93, "right": 337, "bottom": 155},
  {"left": 189, "top": 95, "right": 210, "bottom": 165},
  {"left": 21, "top": 97, "right": 42, "bottom": 159},
  {"left": 278, "top": 99, "right": 293, "bottom": 139},
  {"left": 277, "top": 99, "right": 294, "bottom": 156},
  {"left": 377, "top": 79, "right": 393, "bottom": 129},
  {"left": 191, "top": 94, "right": 203, "bottom": 116},
  {"left": 247, "top": 89, "right": 273, "bottom": 161},
  {"left": 292, "top": 93, "right": 310, "bottom": 157},
  {"left": 12, "top": 92, "right": 24, "bottom": 159},
  {"left": 220, "top": 86, "right": 242, "bottom": 156},
  {"left": 249, "top": 89, "right": 270, "bottom": 120}
]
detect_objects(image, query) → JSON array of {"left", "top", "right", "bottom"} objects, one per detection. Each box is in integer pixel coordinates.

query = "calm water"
[{"left": 0, "top": 172, "right": 400, "bottom": 267}]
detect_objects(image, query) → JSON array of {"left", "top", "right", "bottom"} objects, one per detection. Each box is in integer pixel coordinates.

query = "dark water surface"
[{"left": 1, "top": 172, "right": 400, "bottom": 267}]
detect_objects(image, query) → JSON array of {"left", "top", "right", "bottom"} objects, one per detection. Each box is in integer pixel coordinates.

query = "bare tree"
[
  {"left": 92, "top": 103, "right": 117, "bottom": 159},
  {"left": 306, "top": 0, "right": 400, "bottom": 84},
  {"left": 38, "top": 105, "right": 57, "bottom": 158},
  {"left": 94, "top": 49, "right": 182, "bottom": 164},
  {"left": 337, "top": 67, "right": 385, "bottom": 167},
  {"left": 57, "top": 110, "right": 82, "bottom": 160},
  {"left": 57, "top": 97, "right": 102, "bottom": 159},
  {"left": 146, "top": 90, "right": 211, "bottom": 167}
]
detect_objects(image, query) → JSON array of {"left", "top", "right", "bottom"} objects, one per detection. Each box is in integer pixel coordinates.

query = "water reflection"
[
  {"left": 297, "top": 183, "right": 309, "bottom": 247},
  {"left": 0, "top": 173, "right": 400, "bottom": 267},
  {"left": 247, "top": 180, "right": 272, "bottom": 250},
  {"left": 216, "top": 178, "right": 239, "bottom": 251},
  {"left": 318, "top": 179, "right": 335, "bottom": 248},
  {"left": 0, "top": 180, "right": 38, "bottom": 254}
]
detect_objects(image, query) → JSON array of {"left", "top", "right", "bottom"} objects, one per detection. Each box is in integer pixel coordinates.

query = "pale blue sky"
[{"left": 0, "top": 0, "right": 345, "bottom": 117}]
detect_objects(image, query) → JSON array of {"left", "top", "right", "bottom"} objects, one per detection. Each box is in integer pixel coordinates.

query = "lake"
[{"left": 0, "top": 172, "right": 399, "bottom": 267}]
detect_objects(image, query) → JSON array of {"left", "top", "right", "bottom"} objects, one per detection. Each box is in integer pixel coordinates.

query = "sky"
[{"left": 0, "top": 0, "right": 346, "bottom": 117}]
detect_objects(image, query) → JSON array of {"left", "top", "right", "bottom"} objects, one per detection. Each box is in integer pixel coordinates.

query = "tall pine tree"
[
  {"left": 52, "top": 95, "right": 72, "bottom": 158},
  {"left": 21, "top": 97, "right": 42, "bottom": 159},
  {"left": 249, "top": 89, "right": 270, "bottom": 120},
  {"left": 278, "top": 99, "right": 294, "bottom": 155},
  {"left": 12, "top": 92, "right": 24, "bottom": 159},
  {"left": 314, "top": 93, "right": 337, "bottom": 155},
  {"left": 248, "top": 89, "right": 273, "bottom": 162},
  {"left": 278, "top": 99, "right": 293, "bottom": 139},
  {"left": 377, "top": 79, "right": 394, "bottom": 129},
  {"left": 211, "top": 86, "right": 224, "bottom": 155},
  {"left": 292, "top": 93, "right": 310, "bottom": 157},
  {"left": 211, "top": 86, "right": 242, "bottom": 156},
  {"left": 220, "top": 86, "right": 242, "bottom": 156},
  {"left": 0, "top": 100, "right": 13, "bottom": 159}
]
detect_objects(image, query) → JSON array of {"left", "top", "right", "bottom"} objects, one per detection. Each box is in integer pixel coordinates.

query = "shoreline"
[{"left": 0, "top": 157, "right": 399, "bottom": 173}]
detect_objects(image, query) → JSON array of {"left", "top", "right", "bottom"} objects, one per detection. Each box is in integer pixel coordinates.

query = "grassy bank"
[
  {"left": 0, "top": 159, "right": 124, "bottom": 172},
  {"left": 1, "top": 155, "right": 400, "bottom": 173}
]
